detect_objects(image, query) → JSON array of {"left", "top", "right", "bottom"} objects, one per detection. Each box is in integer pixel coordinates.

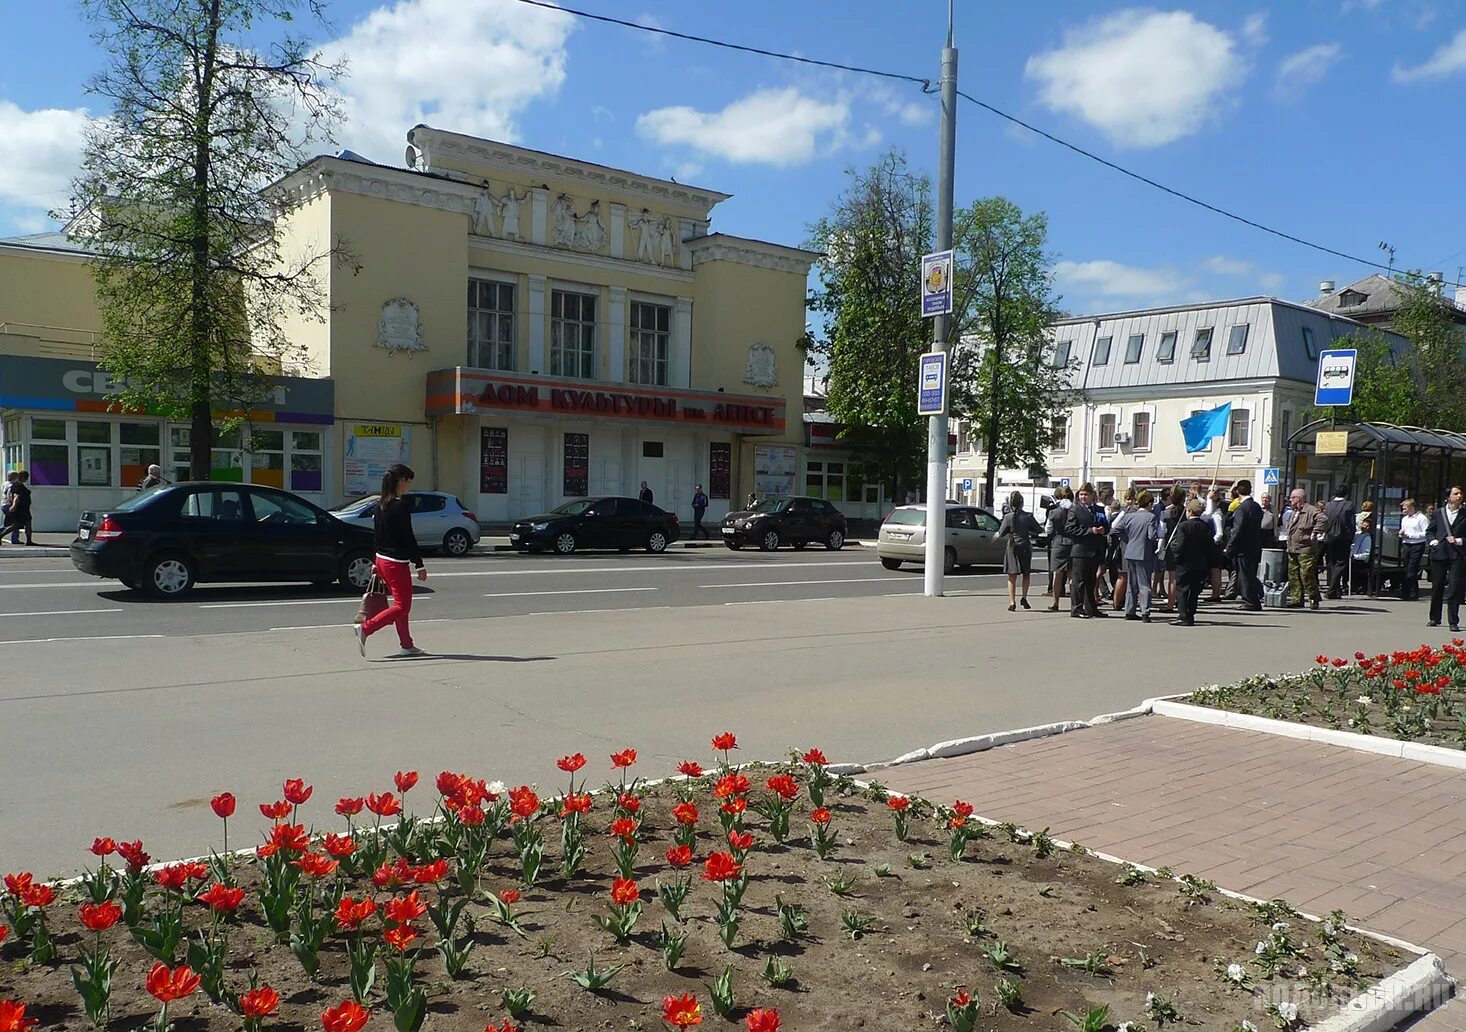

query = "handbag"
[{"left": 354, "top": 572, "right": 389, "bottom": 625}]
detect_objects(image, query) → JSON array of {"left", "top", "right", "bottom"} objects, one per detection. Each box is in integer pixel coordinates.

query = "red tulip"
[
  {"left": 394, "top": 770, "right": 419, "bottom": 794},
  {"left": 887, "top": 795, "right": 911, "bottom": 811},
  {"left": 384, "top": 889, "right": 427, "bottom": 925},
  {"left": 745, "top": 1010, "right": 782, "bottom": 1032},
  {"left": 79, "top": 900, "right": 122, "bottom": 931},
  {"left": 764, "top": 774, "right": 798, "bottom": 800},
  {"left": 617, "top": 792, "right": 641, "bottom": 814},
  {"left": 366, "top": 792, "right": 402, "bottom": 817},
  {"left": 952, "top": 800, "right": 974, "bottom": 818},
  {"left": 89, "top": 837, "right": 116, "bottom": 857},
  {"left": 282, "top": 779, "right": 313, "bottom": 805},
  {"left": 372, "top": 860, "right": 411, "bottom": 890},
  {"left": 719, "top": 797, "right": 747, "bottom": 818},
  {"left": 154, "top": 865, "right": 189, "bottom": 891},
  {"left": 713, "top": 773, "right": 750, "bottom": 799},
  {"left": 678, "top": 761, "right": 704, "bottom": 778},
  {"left": 728, "top": 830, "right": 755, "bottom": 852},
  {"left": 383, "top": 924, "right": 420, "bottom": 952},
  {"left": 335, "top": 896, "right": 377, "bottom": 929},
  {"left": 259, "top": 800, "right": 291, "bottom": 821},
  {"left": 610, "top": 748, "right": 637, "bottom": 768},
  {"left": 269, "top": 823, "right": 310, "bottom": 854},
  {"left": 711, "top": 732, "right": 738, "bottom": 752},
  {"left": 559, "top": 793, "right": 592, "bottom": 817},
  {"left": 0, "top": 927, "right": 9, "bottom": 947},
  {"left": 666, "top": 845, "right": 693, "bottom": 867},
  {"left": 435, "top": 770, "right": 466, "bottom": 799},
  {"left": 810, "top": 807, "right": 831, "bottom": 825},
  {"left": 1331, "top": 658, "right": 1349, "bottom": 668},
  {"left": 239, "top": 986, "right": 280, "bottom": 1020},
  {"left": 663, "top": 993, "right": 703, "bottom": 1030},
  {"left": 145, "top": 962, "right": 201, "bottom": 1003},
  {"left": 2, "top": 874, "right": 32, "bottom": 898},
  {"left": 210, "top": 793, "right": 236, "bottom": 819},
  {"left": 672, "top": 802, "right": 699, "bottom": 826},
  {"left": 324, "top": 833, "right": 357, "bottom": 858},
  {"left": 802, "top": 747, "right": 828, "bottom": 766},
  {"left": 701, "top": 851, "right": 742, "bottom": 882},
  {"left": 196, "top": 884, "right": 245, "bottom": 913},
  {"left": 1316, "top": 654, "right": 1330, "bottom": 665},
  {"left": 497, "top": 889, "right": 520, "bottom": 905},
  {"left": 412, "top": 859, "right": 448, "bottom": 885},
  {"left": 609, "top": 817, "right": 638, "bottom": 842},
  {"left": 485, "top": 1022, "right": 520, "bottom": 1032},
  {"left": 321, "top": 1000, "right": 370, "bottom": 1032},
  {"left": 115, "top": 840, "right": 149, "bottom": 871},
  {"left": 0, "top": 1000, "right": 38, "bottom": 1032},
  {"left": 293, "top": 852, "right": 339, "bottom": 879},
  {"left": 335, "top": 796, "right": 365, "bottom": 817},
  {"left": 610, "top": 877, "right": 639, "bottom": 905},
  {"left": 557, "top": 753, "right": 587, "bottom": 773},
  {"left": 458, "top": 804, "right": 486, "bottom": 827},
  {"left": 508, "top": 786, "right": 539, "bottom": 821}
]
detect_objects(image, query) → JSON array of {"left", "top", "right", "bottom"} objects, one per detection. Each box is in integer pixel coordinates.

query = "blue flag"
[{"left": 1181, "top": 403, "right": 1232, "bottom": 453}]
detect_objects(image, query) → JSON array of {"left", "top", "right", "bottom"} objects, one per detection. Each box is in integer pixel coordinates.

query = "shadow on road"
[
  {"left": 386, "top": 654, "right": 556, "bottom": 663},
  {"left": 98, "top": 584, "right": 437, "bottom": 604}
]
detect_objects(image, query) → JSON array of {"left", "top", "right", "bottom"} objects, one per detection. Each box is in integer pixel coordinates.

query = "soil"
[
  {"left": 0, "top": 766, "right": 1403, "bottom": 1032},
  {"left": 1188, "top": 642, "right": 1466, "bottom": 751}
]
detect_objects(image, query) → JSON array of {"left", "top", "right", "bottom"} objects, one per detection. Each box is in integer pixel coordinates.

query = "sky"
[{"left": 1, "top": 0, "right": 1464, "bottom": 317}]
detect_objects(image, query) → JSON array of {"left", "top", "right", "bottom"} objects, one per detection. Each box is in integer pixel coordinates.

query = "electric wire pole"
[{"left": 923, "top": 1, "right": 958, "bottom": 597}]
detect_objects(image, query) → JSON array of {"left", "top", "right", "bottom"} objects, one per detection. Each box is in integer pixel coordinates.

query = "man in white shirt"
[{"left": 1398, "top": 498, "right": 1430, "bottom": 601}]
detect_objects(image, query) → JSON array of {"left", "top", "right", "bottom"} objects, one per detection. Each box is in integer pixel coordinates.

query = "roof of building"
[
  {"left": 0, "top": 230, "right": 97, "bottom": 255},
  {"left": 1305, "top": 273, "right": 1409, "bottom": 319}
]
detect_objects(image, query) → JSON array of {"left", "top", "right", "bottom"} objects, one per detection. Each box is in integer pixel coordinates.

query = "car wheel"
[
  {"left": 825, "top": 528, "right": 845, "bottom": 550},
  {"left": 144, "top": 554, "right": 196, "bottom": 598},
  {"left": 646, "top": 529, "right": 669, "bottom": 554},
  {"left": 443, "top": 528, "right": 473, "bottom": 557},
  {"left": 760, "top": 529, "right": 780, "bottom": 552},
  {"left": 340, "top": 552, "right": 374, "bottom": 590},
  {"left": 792, "top": 540, "right": 807, "bottom": 551},
  {"left": 943, "top": 547, "right": 957, "bottom": 575},
  {"left": 725, "top": 540, "right": 741, "bottom": 550},
  {"left": 880, "top": 557, "right": 902, "bottom": 570},
  {"left": 553, "top": 531, "right": 577, "bottom": 555}
]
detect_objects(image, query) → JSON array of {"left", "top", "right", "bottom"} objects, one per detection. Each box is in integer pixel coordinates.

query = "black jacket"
[
  {"left": 4, "top": 482, "right": 30, "bottom": 519},
  {"left": 1435, "top": 506, "right": 1466, "bottom": 563},
  {"left": 1228, "top": 496, "right": 1264, "bottom": 559},
  {"left": 1168, "top": 516, "right": 1214, "bottom": 572},
  {"left": 1325, "top": 498, "right": 1356, "bottom": 547},
  {"left": 1061, "top": 501, "right": 1104, "bottom": 559},
  {"left": 374, "top": 497, "right": 424, "bottom": 568}
]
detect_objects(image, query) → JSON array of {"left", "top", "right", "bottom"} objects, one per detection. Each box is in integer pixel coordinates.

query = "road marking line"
[
  {"left": 482, "top": 587, "right": 657, "bottom": 599},
  {"left": 0, "top": 634, "right": 165, "bottom": 645},
  {"left": 267, "top": 618, "right": 454, "bottom": 631},
  {"left": 437, "top": 560, "right": 859, "bottom": 578},
  {"left": 724, "top": 597, "right": 848, "bottom": 606},
  {"left": 200, "top": 597, "right": 434, "bottom": 610},
  {"left": 703, "top": 577, "right": 899, "bottom": 588},
  {"left": 523, "top": 605, "right": 673, "bottom": 616},
  {"left": 0, "top": 608, "right": 123, "bottom": 618},
  {"left": 0, "top": 582, "right": 100, "bottom": 589}
]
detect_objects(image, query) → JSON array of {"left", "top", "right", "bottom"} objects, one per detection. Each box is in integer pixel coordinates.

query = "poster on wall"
[
  {"left": 480, "top": 427, "right": 508, "bottom": 494},
  {"left": 344, "top": 423, "right": 409, "bottom": 496},
  {"left": 709, "top": 442, "right": 731, "bottom": 499},
  {"left": 753, "top": 444, "right": 796, "bottom": 500},
  {"left": 563, "top": 432, "right": 589, "bottom": 497}
]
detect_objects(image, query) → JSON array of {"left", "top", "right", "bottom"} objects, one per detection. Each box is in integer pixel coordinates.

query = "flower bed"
[
  {"left": 1189, "top": 640, "right": 1466, "bottom": 749},
  {"left": 0, "top": 740, "right": 1408, "bottom": 1032}
]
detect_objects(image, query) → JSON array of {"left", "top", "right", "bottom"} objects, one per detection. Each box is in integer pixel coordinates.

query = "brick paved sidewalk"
[{"left": 879, "top": 715, "right": 1466, "bottom": 1027}]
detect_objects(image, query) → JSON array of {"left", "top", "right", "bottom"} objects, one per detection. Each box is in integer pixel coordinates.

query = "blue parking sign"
[{"left": 961, "top": 478, "right": 973, "bottom": 492}]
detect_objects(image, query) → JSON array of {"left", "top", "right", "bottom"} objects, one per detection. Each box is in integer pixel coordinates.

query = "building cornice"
[
  {"left": 271, "top": 158, "right": 482, "bottom": 216},
  {"left": 1075, "top": 377, "right": 1312, "bottom": 403},
  {"left": 408, "top": 126, "right": 731, "bottom": 215},
  {"left": 469, "top": 234, "right": 694, "bottom": 285},
  {"left": 686, "top": 234, "right": 819, "bottom": 276}
]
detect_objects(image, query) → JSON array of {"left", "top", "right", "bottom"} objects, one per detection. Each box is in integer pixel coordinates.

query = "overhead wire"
[{"left": 516, "top": 0, "right": 1459, "bottom": 289}]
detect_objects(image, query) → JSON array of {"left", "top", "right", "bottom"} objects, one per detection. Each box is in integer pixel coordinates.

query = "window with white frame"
[
  {"left": 1052, "top": 340, "right": 1072, "bottom": 367},
  {"left": 1131, "top": 411, "right": 1152, "bottom": 450},
  {"left": 1098, "top": 413, "right": 1117, "bottom": 450},
  {"left": 1124, "top": 333, "right": 1145, "bottom": 363},
  {"left": 1157, "top": 330, "right": 1177, "bottom": 363},
  {"left": 1050, "top": 414, "right": 1069, "bottom": 451},
  {"left": 468, "top": 279, "right": 515, "bottom": 371},
  {"left": 551, "top": 289, "right": 597, "bottom": 379},
  {"left": 1226, "top": 323, "right": 1250, "bottom": 356},
  {"left": 629, "top": 301, "right": 671, "bottom": 386},
  {"left": 1093, "top": 335, "right": 1112, "bottom": 366},
  {"left": 1228, "top": 407, "right": 1251, "bottom": 449}
]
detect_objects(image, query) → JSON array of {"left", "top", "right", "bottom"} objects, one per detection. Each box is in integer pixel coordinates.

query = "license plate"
[
  {"left": 80, "top": 528, "right": 91, "bottom": 541},
  {"left": 721, "top": 527, "right": 734, "bottom": 535},
  {"left": 890, "top": 531, "right": 911, "bottom": 540}
]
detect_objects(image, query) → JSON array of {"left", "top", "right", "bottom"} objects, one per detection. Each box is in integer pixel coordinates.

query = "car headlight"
[{"left": 531, "top": 522, "right": 550, "bottom": 532}]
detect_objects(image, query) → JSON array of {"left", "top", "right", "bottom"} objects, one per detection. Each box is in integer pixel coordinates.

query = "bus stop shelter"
[{"left": 1284, "top": 419, "right": 1466, "bottom": 595}]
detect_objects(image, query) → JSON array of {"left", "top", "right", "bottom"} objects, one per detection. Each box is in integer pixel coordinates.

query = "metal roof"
[{"left": 1287, "top": 419, "right": 1466, "bottom": 454}]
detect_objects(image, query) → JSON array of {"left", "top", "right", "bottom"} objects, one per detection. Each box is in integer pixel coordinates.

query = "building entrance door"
[{"left": 639, "top": 440, "right": 665, "bottom": 507}]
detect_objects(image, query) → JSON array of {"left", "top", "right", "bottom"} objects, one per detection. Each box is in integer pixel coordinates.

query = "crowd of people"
[{"left": 992, "top": 479, "right": 1466, "bottom": 631}]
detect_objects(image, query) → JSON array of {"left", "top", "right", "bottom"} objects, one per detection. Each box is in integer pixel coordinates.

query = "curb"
[
  {"left": 1312, "top": 954, "right": 1453, "bottom": 1032},
  {"left": 1152, "top": 699, "right": 1466, "bottom": 771},
  {"left": 0, "top": 547, "right": 70, "bottom": 559}
]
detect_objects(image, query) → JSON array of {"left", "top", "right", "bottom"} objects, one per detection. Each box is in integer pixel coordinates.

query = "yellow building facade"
[{"left": 0, "top": 126, "right": 816, "bottom": 532}]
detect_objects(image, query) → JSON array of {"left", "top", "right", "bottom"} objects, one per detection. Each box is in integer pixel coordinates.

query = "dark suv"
[
  {"left": 721, "top": 496, "right": 847, "bottom": 551},
  {"left": 70, "top": 483, "right": 375, "bottom": 597}
]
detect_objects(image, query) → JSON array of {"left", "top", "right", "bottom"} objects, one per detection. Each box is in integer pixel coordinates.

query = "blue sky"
[{"left": 2, "top": 0, "right": 1463, "bottom": 315}]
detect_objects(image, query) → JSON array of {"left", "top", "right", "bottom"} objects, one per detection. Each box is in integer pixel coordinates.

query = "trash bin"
[{"left": 1261, "top": 548, "right": 1287, "bottom": 585}]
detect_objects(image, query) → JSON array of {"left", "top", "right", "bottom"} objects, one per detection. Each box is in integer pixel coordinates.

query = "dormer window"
[{"left": 1337, "top": 289, "right": 1367, "bottom": 308}]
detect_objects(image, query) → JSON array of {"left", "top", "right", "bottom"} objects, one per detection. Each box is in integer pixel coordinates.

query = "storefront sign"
[
  {"left": 709, "top": 442, "right": 731, "bottom": 499},
  {"left": 480, "top": 427, "right": 508, "bottom": 494},
  {"left": 563, "top": 432, "right": 589, "bottom": 497},
  {"left": 1315, "top": 430, "right": 1349, "bottom": 456},
  {"left": 345, "top": 423, "right": 410, "bottom": 495},
  {"left": 754, "top": 444, "right": 796, "bottom": 499},
  {"left": 425, "top": 369, "right": 786, "bottom": 436}
]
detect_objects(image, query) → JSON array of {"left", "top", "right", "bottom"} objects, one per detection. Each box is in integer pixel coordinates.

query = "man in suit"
[
  {"left": 1284, "top": 487, "right": 1326, "bottom": 610},
  {"left": 1430, "top": 485, "right": 1466, "bottom": 631},
  {"left": 1062, "top": 482, "right": 1107, "bottom": 619},
  {"left": 1227, "top": 479, "right": 1265, "bottom": 611},
  {"left": 1323, "top": 485, "right": 1356, "bottom": 598}
]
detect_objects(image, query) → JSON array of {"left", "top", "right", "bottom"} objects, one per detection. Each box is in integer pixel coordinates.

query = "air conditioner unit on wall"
[{"left": 1113, "top": 431, "right": 1131, "bottom": 445}]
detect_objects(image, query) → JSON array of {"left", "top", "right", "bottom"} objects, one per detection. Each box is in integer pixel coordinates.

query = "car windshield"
[
  {"left": 110, "top": 488, "right": 167, "bottom": 513},
  {"left": 885, "top": 509, "right": 926, "bottom": 526},
  {"left": 749, "top": 498, "right": 790, "bottom": 513},
  {"left": 551, "top": 500, "right": 597, "bottom": 516},
  {"left": 334, "top": 494, "right": 378, "bottom": 512}
]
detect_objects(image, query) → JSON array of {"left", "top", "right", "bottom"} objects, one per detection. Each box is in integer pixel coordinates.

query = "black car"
[
  {"left": 722, "top": 496, "right": 847, "bottom": 551},
  {"left": 510, "top": 497, "right": 681, "bottom": 555},
  {"left": 70, "top": 482, "right": 376, "bottom": 598}
]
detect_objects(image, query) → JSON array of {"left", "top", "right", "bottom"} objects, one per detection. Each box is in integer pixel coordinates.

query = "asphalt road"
[{"left": 0, "top": 544, "right": 1443, "bottom": 876}]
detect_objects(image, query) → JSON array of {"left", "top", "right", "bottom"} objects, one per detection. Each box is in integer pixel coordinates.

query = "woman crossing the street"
[{"left": 354, "top": 463, "right": 427, "bottom": 658}]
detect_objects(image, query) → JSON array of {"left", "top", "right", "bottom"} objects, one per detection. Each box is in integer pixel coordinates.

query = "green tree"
[
  {"left": 1307, "top": 327, "right": 1416, "bottom": 425},
  {"left": 948, "top": 199, "right": 1069, "bottom": 507},
  {"left": 803, "top": 151, "right": 933, "bottom": 497},
  {"left": 1392, "top": 276, "right": 1466, "bottom": 429},
  {"left": 68, "top": 0, "right": 345, "bottom": 478}
]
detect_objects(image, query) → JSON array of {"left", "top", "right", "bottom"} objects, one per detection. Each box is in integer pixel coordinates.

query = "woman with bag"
[
  {"left": 354, "top": 463, "right": 427, "bottom": 658},
  {"left": 997, "top": 491, "right": 1044, "bottom": 612}
]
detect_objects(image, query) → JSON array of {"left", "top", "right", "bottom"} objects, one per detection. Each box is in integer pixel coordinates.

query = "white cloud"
[
  {"left": 1392, "top": 27, "right": 1466, "bottom": 82},
  {"left": 0, "top": 101, "right": 90, "bottom": 216},
  {"left": 1275, "top": 43, "right": 1344, "bottom": 96},
  {"left": 1024, "top": 10, "right": 1246, "bottom": 148},
  {"left": 1056, "top": 259, "right": 1188, "bottom": 304},
  {"left": 1058, "top": 255, "right": 1287, "bottom": 309},
  {"left": 322, "top": 0, "right": 574, "bottom": 162},
  {"left": 1201, "top": 255, "right": 1287, "bottom": 292},
  {"left": 1242, "top": 12, "right": 1270, "bottom": 46},
  {"left": 635, "top": 87, "right": 854, "bottom": 166}
]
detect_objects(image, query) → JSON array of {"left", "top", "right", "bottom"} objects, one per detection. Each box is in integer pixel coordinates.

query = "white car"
[{"left": 329, "top": 491, "right": 481, "bottom": 557}]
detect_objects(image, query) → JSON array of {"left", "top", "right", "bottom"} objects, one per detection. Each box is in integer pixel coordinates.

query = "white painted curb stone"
[{"left": 1310, "top": 954, "right": 1454, "bottom": 1032}]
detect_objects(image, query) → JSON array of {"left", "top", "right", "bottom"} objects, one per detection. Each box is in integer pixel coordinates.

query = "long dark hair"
[{"left": 379, "top": 463, "right": 416, "bottom": 507}]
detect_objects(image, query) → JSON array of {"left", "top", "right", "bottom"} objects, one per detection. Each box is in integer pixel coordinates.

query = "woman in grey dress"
[
  {"left": 998, "top": 490, "right": 1045, "bottom": 612},
  {"left": 1046, "top": 485, "right": 1073, "bottom": 611}
]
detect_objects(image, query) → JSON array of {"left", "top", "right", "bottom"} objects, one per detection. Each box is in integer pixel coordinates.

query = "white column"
[
  {"left": 677, "top": 219, "right": 696, "bottom": 271},
  {"left": 530, "top": 188, "right": 549, "bottom": 246},
  {"left": 527, "top": 275, "right": 547, "bottom": 374},
  {"left": 672, "top": 297, "right": 693, "bottom": 388},
  {"left": 608, "top": 286, "right": 627, "bottom": 384},
  {"left": 609, "top": 203, "right": 626, "bottom": 259}
]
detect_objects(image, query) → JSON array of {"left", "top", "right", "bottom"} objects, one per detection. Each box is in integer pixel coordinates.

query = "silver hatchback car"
[
  {"left": 330, "top": 491, "right": 481, "bottom": 557},
  {"left": 877, "top": 503, "right": 1005, "bottom": 573}
]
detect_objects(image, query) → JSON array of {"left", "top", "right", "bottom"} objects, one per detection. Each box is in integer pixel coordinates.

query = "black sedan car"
[
  {"left": 722, "top": 496, "right": 847, "bottom": 551},
  {"left": 510, "top": 497, "right": 681, "bottom": 554},
  {"left": 71, "top": 483, "right": 376, "bottom": 598}
]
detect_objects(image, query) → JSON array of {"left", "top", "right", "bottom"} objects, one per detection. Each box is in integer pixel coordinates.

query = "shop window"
[
  {"left": 1093, "top": 336, "right": 1112, "bottom": 366},
  {"left": 1157, "top": 331, "right": 1177, "bottom": 363},
  {"left": 290, "top": 431, "right": 323, "bottom": 493},
  {"left": 76, "top": 421, "right": 113, "bottom": 486},
  {"left": 249, "top": 428, "right": 286, "bottom": 489},
  {"left": 551, "top": 290, "right": 597, "bottom": 379},
  {"left": 29, "top": 444, "right": 69, "bottom": 485},
  {"left": 119, "top": 422, "right": 160, "bottom": 489},
  {"left": 1098, "top": 413, "right": 1117, "bottom": 451},
  {"left": 1132, "top": 411, "right": 1152, "bottom": 451},
  {"left": 31, "top": 419, "right": 66, "bottom": 441},
  {"left": 805, "top": 461, "right": 849, "bottom": 501},
  {"left": 630, "top": 301, "right": 670, "bottom": 386},
  {"left": 468, "top": 279, "right": 515, "bottom": 371},
  {"left": 211, "top": 426, "right": 245, "bottom": 483},
  {"left": 1228, "top": 408, "right": 1251, "bottom": 449},
  {"left": 169, "top": 426, "right": 192, "bottom": 482},
  {"left": 2, "top": 418, "right": 20, "bottom": 475}
]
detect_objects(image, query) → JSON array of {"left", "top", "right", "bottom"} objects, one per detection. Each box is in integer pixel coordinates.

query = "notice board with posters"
[
  {"left": 709, "top": 442, "right": 731, "bottom": 499},
  {"left": 479, "top": 427, "right": 508, "bottom": 494},
  {"left": 753, "top": 444, "right": 797, "bottom": 499},
  {"left": 345, "top": 423, "right": 409, "bottom": 496},
  {"left": 563, "top": 432, "right": 589, "bottom": 497}
]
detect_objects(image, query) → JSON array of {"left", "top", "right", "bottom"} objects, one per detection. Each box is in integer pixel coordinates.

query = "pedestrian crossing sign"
[{"left": 1263, "top": 467, "right": 1279, "bottom": 486}]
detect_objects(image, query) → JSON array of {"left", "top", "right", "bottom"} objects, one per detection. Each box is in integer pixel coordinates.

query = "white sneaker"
[
  {"left": 394, "top": 646, "right": 427, "bottom": 658},
  {"left": 354, "top": 624, "right": 366, "bottom": 657}
]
